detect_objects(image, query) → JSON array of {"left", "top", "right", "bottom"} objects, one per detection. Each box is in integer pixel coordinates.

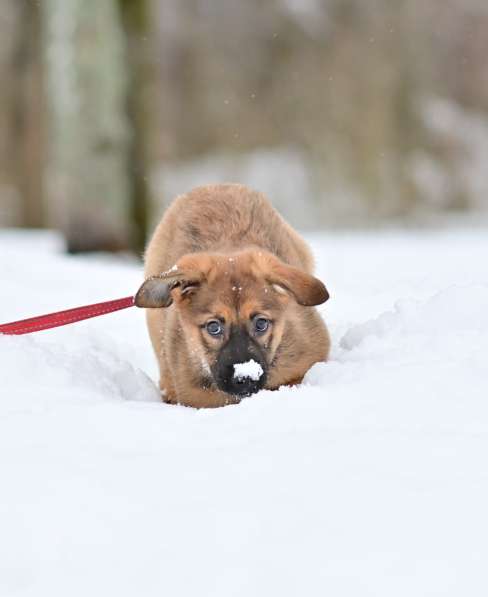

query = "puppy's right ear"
[
  {"left": 135, "top": 265, "right": 196, "bottom": 308},
  {"left": 135, "top": 253, "right": 210, "bottom": 308},
  {"left": 135, "top": 276, "right": 177, "bottom": 308}
]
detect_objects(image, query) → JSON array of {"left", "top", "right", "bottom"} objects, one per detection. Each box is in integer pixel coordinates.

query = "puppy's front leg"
[{"left": 176, "top": 384, "right": 239, "bottom": 409}]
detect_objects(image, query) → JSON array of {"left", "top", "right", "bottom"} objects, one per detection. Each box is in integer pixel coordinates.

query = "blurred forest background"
[{"left": 1, "top": 0, "right": 488, "bottom": 253}]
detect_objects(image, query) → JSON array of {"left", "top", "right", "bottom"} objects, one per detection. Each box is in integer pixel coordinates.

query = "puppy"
[{"left": 136, "top": 184, "right": 330, "bottom": 408}]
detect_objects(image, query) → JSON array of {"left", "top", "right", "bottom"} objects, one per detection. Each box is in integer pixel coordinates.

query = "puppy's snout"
[{"left": 214, "top": 327, "right": 267, "bottom": 398}]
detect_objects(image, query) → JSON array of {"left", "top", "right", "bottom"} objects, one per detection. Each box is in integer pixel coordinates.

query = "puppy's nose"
[
  {"left": 229, "top": 375, "right": 262, "bottom": 397},
  {"left": 227, "top": 360, "right": 266, "bottom": 397}
]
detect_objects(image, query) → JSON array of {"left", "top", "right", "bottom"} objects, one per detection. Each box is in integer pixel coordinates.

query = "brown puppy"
[{"left": 136, "top": 184, "right": 330, "bottom": 408}]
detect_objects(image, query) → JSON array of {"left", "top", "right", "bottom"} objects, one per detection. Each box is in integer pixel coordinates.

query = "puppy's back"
[{"left": 145, "top": 184, "right": 313, "bottom": 277}]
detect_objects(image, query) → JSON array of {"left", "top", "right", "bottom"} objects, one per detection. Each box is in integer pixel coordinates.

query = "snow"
[
  {"left": 1, "top": 227, "right": 488, "bottom": 596},
  {"left": 233, "top": 359, "right": 264, "bottom": 381}
]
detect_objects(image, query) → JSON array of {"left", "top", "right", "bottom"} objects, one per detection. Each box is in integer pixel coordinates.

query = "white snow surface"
[
  {"left": 233, "top": 359, "right": 264, "bottom": 381},
  {"left": 1, "top": 228, "right": 488, "bottom": 596}
]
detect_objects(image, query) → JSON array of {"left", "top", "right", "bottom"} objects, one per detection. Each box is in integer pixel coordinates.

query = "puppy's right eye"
[{"left": 206, "top": 320, "right": 223, "bottom": 336}]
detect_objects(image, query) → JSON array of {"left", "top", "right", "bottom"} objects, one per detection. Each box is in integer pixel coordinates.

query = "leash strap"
[{"left": 0, "top": 296, "right": 135, "bottom": 336}]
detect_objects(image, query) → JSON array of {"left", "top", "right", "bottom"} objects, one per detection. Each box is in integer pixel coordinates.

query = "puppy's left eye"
[{"left": 254, "top": 317, "right": 270, "bottom": 334}]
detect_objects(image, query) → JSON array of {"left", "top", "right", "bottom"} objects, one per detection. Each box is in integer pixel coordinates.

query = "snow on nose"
[{"left": 233, "top": 360, "right": 264, "bottom": 382}]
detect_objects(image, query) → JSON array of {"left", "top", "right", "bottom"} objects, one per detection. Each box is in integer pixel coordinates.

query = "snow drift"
[{"left": 1, "top": 228, "right": 488, "bottom": 596}]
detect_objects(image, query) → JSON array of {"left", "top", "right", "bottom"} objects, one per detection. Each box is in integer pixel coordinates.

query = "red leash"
[{"left": 0, "top": 296, "right": 135, "bottom": 336}]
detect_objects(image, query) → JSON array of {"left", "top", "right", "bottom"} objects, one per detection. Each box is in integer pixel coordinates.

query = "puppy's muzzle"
[{"left": 213, "top": 327, "right": 267, "bottom": 398}]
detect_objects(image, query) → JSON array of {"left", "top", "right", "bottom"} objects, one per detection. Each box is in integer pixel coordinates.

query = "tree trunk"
[
  {"left": 0, "top": 0, "right": 43, "bottom": 228},
  {"left": 12, "top": 0, "right": 44, "bottom": 228},
  {"left": 118, "top": 0, "right": 151, "bottom": 255},
  {"left": 41, "top": 0, "right": 132, "bottom": 252}
]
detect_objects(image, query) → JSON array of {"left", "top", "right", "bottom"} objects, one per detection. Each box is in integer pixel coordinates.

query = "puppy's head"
[{"left": 136, "top": 250, "right": 329, "bottom": 399}]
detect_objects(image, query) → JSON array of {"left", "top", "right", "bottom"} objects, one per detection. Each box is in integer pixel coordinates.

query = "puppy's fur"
[{"left": 137, "top": 184, "right": 330, "bottom": 408}]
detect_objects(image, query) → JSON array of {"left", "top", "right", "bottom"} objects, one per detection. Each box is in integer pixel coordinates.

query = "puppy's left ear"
[{"left": 267, "top": 259, "right": 329, "bottom": 306}]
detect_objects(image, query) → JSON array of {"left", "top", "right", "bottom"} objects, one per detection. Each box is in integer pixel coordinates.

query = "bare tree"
[
  {"left": 0, "top": 0, "right": 43, "bottom": 228},
  {"left": 41, "top": 0, "right": 132, "bottom": 252},
  {"left": 12, "top": 0, "right": 44, "bottom": 229},
  {"left": 118, "top": 0, "right": 151, "bottom": 255}
]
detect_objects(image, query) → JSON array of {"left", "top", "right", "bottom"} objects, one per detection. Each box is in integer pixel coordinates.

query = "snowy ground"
[{"left": 1, "top": 227, "right": 488, "bottom": 596}]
